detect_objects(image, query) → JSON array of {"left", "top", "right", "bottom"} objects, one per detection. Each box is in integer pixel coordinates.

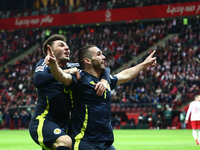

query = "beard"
[{"left": 91, "top": 59, "right": 105, "bottom": 73}]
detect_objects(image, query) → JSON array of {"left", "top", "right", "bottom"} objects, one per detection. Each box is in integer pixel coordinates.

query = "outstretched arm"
[
  {"left": 44, "top": 45, "right": 73, "bottom": 86},
  {"left": 115, "top": 50, "right": 157, "bottom": 86}
]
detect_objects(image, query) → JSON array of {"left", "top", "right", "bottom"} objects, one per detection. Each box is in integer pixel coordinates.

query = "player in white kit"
[{"left": 185, "top": 95, "right": 200, "bottom": 145}]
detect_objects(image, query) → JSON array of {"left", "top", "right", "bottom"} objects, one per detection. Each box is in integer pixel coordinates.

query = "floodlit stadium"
[{"left": 0, "top": 0, "right": 200, "bottom": 149}]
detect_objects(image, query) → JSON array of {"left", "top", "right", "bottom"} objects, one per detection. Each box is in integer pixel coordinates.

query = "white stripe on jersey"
[
  {"left": 110, "top": 75, "right": 113, "bottom": 79},
  {"left": 42, "top": 62, "right": 48, "bottom": 68}
]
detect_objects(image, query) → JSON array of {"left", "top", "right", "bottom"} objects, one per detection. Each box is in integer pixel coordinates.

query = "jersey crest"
[
  {"left": 35, "top": 66, "right": 44, "bottom": 72},
  {"left": 54, "top": 128, "right": 61, "bottom": 134}
]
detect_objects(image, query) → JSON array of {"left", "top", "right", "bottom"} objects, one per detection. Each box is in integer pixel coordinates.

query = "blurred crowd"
[
  {"left": 112, "top": 19, "right": 200, "bottom": 111},
  {"left": 0, "top": 0, "right": 199, "bottom": 17},
  {"left": 0, "top": 16, "right": 199, "bottom": 129},
  {"left": 0, "top": 30, "right": 41, "bottom": 67}
]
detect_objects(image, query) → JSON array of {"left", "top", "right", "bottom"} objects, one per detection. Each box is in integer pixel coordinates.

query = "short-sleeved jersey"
[
  {"left": 33, "top": 59, "right": 80, "bottom": 128},
  {"left": 68, "top": 71, "right": 118, "bottom": 142},
  {"left": 186, "top": 101, "right": 200, "bottom": 121}
]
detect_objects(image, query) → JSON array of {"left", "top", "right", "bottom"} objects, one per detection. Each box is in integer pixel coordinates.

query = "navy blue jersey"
[
  {"left": 33, "top": 59, "right": 80, "bottom": 128},
  {"left": 68, "top": 71, "right": 118, "bottom": 142}
]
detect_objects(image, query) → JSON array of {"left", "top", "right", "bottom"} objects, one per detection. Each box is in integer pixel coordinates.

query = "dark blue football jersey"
[
  {"left": 33, "top": 59, "right": 80, "bottom": 128},
  {"left": 68, "top": 71, "right": 118, "bottom": 142}
]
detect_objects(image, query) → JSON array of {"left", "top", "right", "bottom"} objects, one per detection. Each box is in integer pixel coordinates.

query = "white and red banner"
[{"left": 0, "top": 2, "right": 199, "bottom": 30}]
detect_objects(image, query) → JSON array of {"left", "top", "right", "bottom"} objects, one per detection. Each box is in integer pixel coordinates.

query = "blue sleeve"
[
  {"left": 67, "top": 73, "right": 79, "bottom": 90},
  {"left": 33, "top": 59, "right": 57, "bottom": 88},
  {"left": 34, "top": 73, "right": 57, "bottom": 88},
  {"left": 110, "top": 75, "right": 118, "bottom": 90},
  {"left": 100, "top": 67, "right": 110, "bottom": 81}
]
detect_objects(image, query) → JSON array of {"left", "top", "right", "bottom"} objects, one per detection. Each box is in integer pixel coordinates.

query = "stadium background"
[{"left": 0, "top": 0, "right": 199, "bottom": 130}]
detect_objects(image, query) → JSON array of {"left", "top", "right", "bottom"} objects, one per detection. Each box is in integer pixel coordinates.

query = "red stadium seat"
[
  {"left": 125, "top": 108, "right": 131, "bottom": 113},
  {"left": 115, "top": 105, "right": 120, "bottom": 112},
  {"left": 121, "top": 107, "right": 126, "bottom": 112},
  {"left": 136, "top": 107, "right": 142, "bottom": 113}
]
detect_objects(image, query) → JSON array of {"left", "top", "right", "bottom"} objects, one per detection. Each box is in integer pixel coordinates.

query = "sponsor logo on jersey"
[
  {"left": 35, "top": 66, "right": 44, "bottom": 72},
  {"left": 53, "top": 128, "right": 61, "bottom": 135},
  {"left": 89, "top": 81, "right": 95, "bottom": 85}
]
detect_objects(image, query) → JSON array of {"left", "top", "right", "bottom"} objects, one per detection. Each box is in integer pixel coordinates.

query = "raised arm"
[
  {"left": 115, "top": 50, "right": 157, "bottom": 86},
  {"left": 44, "top": 45, "right": 73, "bottom": 86}
]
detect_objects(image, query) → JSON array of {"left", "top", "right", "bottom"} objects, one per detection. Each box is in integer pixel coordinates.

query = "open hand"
[
  {"left": 95, "top": 80, "right": 107, "bottom": 96},
  {"left": 142, "top": 50, "right": 157, "bottom": 68}
]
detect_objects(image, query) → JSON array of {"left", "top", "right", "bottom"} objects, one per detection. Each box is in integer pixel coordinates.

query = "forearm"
[
  {"left": 49, "top": 63, "right": 73, "bottom": 86},
  {"left": 115, "top": 63, "right": 145, "bottom": 86}
]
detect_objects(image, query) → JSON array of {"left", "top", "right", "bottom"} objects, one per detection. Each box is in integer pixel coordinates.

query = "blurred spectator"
[
  {"left": 127, "top": 118, "right": 135, "bottom": 126},
  {"left": 144, "top": 111, "right": 152, "bottom": 128},
  {"left": 20, "top": 110, "right": 30, "bottom": 129},
  {"left": 30, "top": 109, "right": 35, "bottom": 119},
  {"left": 112, "top": 115, "right": 121, "bottom": 129},
  {"left": 175, "top": 91, "right": 182, "bottom": 101},
  {"left": 4, "top": 111, "right": 10, "bottom": 129},
  {"left": 47, "top": 0, "right": 53, "bottom": 11},
  {"left": 152, "top": 94, "right": 159, "bottom": 109},
  {"left": 0, "top": 111, "right": 4, "bottom": 129},
  {"left": 155, "top": 85, "right": 162, "bottom": 95},
  {"left": 13, "top": 112, "right": 19, "bottom": 129},
  {"left": 138, "top": 113, "right": 144, "bottom": 124},
  {"left": 0, "top": 0, "right": 197, "bottom": 15},
  {"left": 157, "top": 114, "right": 163, "bottom": 129},
  {"left": 180, "top": 109, "right": 186, "bottom": 129},
  {"left": 164, "top": 107, "right": 172, "bottom": 129},
  {"left": 152, "top": 110, "right": 157, "bottom": 129}
]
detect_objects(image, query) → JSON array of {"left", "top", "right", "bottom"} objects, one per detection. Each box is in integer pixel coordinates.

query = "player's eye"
[{"left": 59, "top": 44, "right": 64, "bottom": 47}]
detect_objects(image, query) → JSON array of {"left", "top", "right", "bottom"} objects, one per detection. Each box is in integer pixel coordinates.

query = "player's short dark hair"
[
  {"left": 78, "top": 45, "right": 96, "bottom": 69},
  {"left": 42, "top": 34, "right": 66, "bottom": 56}
]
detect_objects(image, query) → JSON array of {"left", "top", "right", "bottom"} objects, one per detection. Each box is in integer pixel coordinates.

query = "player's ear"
[{"left": 84, "top": 58, "right": 91, "bottom": 65}]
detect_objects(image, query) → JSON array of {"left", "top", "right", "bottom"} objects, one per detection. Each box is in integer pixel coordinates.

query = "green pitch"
[{"left": 0, "top": 129, "right": 199, "bottom": 150}]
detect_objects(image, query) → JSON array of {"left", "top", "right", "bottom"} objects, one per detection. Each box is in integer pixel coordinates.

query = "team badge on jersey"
[
  {"left": 35, "top": 66, "right": 44, "bottom": 72},
  {"left": 53, "top": 128, "right": 61, "bottom": 135}
]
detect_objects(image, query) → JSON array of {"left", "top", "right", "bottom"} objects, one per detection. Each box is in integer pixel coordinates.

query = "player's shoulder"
[
  {"left": 80, "top": 71, "right": 90, "bottom": 80},
  {"left": 79, "top": 71, "right": 96, "bottom": 84},
  {"left": 36, "top": 59, "right": 45, "bottom": 66},
  {"left": 35, "top": 59, "right": 48, "bottom": 72},
  {"left": 190, "top": 101, "right": 195, "bottom": 104},
  {"left": 190, "top": 101, "right": 198, "bottom": 106}
]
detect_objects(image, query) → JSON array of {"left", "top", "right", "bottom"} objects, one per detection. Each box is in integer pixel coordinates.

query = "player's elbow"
[{"left": 33, "top": 78, "right": 41, "bottom": 88}]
